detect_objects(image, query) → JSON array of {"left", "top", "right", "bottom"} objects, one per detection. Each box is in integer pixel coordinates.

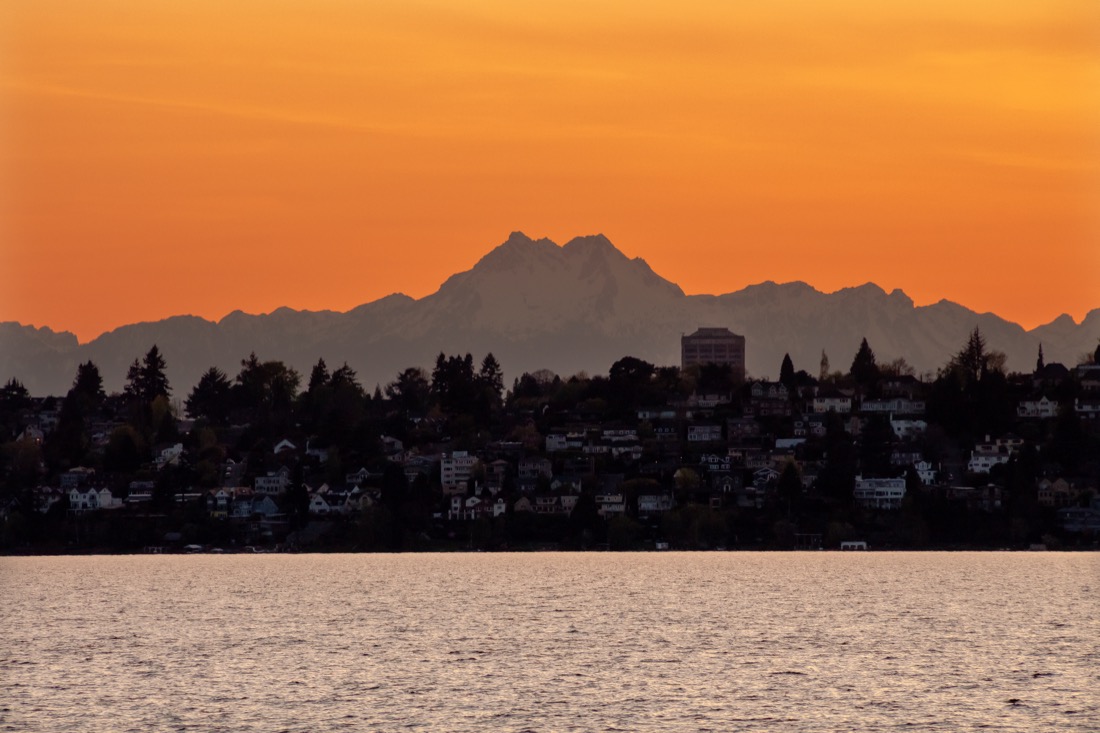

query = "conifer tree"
[
  {"left": 779, "top": 353, "right": 795, "bottom": 388},
  {"left": 849, "top": 338, "right": 879, "bottom": 389}
]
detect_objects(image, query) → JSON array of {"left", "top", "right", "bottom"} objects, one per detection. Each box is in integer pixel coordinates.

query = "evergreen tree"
[
  {"left": 123, "top": 345, "right": 171, "bottom": 403},
  {"left": 185, "top": 367, "right": 232, "bottom": 423},
  {"left": 479, "top": 353, "right": 504, "bottom": 397},
  {"left": 71, "top": 361, "right": 106, "bottom": 406},
  {"left": 0, "top": 379, "right": 31, "bottom": 438},
  {"left": 48, "top": 361, "right": 106, "bottom": 466},
  {"left": 779, "top": 353, "right": 795, "bottom": 388},
  {"left": 950, "top": 327, "right": 990, "bottom": 387},
  {"left": 849, "top": 338, "right": 879, "bottom": 389},
  {"left": 233, "top": 353, "right": 300, "bottom": 432},
  {"left": 777, "top": 461, "right": 802, "bottom": 516},
  {"left": 386, "top": 367, "right": 430, "bottom": 414},
  {"left": 307, "top": 358, "right": 330, "bottom": 393}
]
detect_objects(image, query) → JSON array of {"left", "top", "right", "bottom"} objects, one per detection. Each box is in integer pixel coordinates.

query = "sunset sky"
[{"left": 2, "top": 0, "right": 1098, "bottom": 342}]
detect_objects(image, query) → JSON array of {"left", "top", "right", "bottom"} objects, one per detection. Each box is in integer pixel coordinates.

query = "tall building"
[{"left": 681, "top": 327, "right": 746, "bottom": 380}]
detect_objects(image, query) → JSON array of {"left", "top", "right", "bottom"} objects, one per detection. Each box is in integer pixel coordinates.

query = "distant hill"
[{"left": 3, "top": 232, "right": 1098, "bottom": 396}]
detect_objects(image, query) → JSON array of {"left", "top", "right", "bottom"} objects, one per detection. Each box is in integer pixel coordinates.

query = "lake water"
[{"left": 2, "top": 553, "right": 1097, "bottom": 732}]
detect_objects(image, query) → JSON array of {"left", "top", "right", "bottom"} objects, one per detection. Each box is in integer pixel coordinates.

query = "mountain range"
[{"left": 3, "top": 232, "right": 1098, "bottom": 397}]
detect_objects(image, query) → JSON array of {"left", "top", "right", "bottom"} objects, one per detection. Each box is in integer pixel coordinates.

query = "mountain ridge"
[{"left": 2, "top": 233, "right": 1097, "bottom": 396}]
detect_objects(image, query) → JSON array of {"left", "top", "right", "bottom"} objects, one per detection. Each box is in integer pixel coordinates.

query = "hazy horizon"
[{"left": 7, "top": 231, "right": 1099, "bottom": 344}]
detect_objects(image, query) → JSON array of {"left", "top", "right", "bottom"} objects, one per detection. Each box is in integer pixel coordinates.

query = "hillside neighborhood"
[{"left": 1, "top": 327, "right": 1099, "bottom": 552}]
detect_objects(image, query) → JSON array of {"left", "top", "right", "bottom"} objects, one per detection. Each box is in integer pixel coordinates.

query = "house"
[
  {"left": 1037, "top": 478, "right": 1078, "bottom": 508},
  {"left": 791, "top": 416, "right": 827, "bottom": 438},
  {"left": 711, "top": 473, "right": 742, "bottom": 494},
  {"left": 914, "top": 460, "right": 938, "bottom": 485},
  {"left": 380, "top": 435, "right": 404, "bottom": 456},
  {"left": 968, "top": 435, "right": 1021, "bottom": 473},
  {"left": 273, "top": 439, "right": 297, "bottom": 455},
  {"left": 752, "top": 467, "right": 779, "bottom": 488},
  {"left": 18, "top": 425, "right": 44, "bottom": 444},
  {"left": 688, "top": 393, "right": 731, "bottom": 409},
  {"left": 699, "top": 454, "right": 732, "bottom": 472},
  {"left": 853, "top": 477, "right": 906, "bottom": 509},
  {"left": 1017, "top": 396, "right": 1057, "bottom": 419},
  {"left": 940, "top": 485, "right": 1003, "bottom": 512},
  {"left": 546, "top": 434, "right": 569, "bottom": 452},
  {"left": 751, "top": 381, "right": 789, "bottom": 401},
  {"left": 251, "top": 495, "right": 282, "bottom": 518},
  {"left": 534, "top": 495, "right": 562, "bottom": 515},
  {"left": 813, "top": 391, "right": 852, "bottom": 413},
  {"left": 1075, "top": 398, "right": 1100, "bottom": 420},
  {"left": 308, "top": 492, "right": 335, "bottom": 515},
  {"left": 1058, "top": 499, "right": 1100, "bottom": 533},
  {"left": 595, "top": 494, "right": 626, "bottom": 517},
  {"left": 68, "top": 487, "right": 97, "bottom": 512},
  {"left": 775, "top": 438, "right": 806, "bottom": 450},
  {"left": 34, "top": 487, "right": 64, "bottom": 513},
  {"left": 638, "top": 493, "right": 674, "bottom": 515},
  {"left": 880, "top": 374, "right": 924, "bottom": 399},
  {"left": 860, "top": 398, "right": 925, "bottom": 415},
  {"left": 255, "top": 467, "right": 291, "bottom": 494},
  {"left": 345, "top": 467, "right": 372, "bottom": 486},
  {"left": 447, "top": 495, "right": 465, "bottom": 520},
  {"left": 890, "top": 417, "right": 927, "bottom": 440},
  {"left": 206, "top": 488, "right": 234, "bottom": 518},
  {"left": 746, "top": 381, "right": 791, "bottom": 417},
  {"left": 60, "top": 467, "right": 95, "bottom": 489},
  {"left": 727, "top": 417, "right": 760, "bottom": 440},
  {"left": 687, "top": 424, "right": 722, "bottom": 442},
  {"left": 611, "top": 443, "right": 643, "bottom": 460},
  {"left": 155, "top": 443, "right": 184, "bottom": 469},
  {"left": 654, "top": 426, "right": 679, "bottom": 443},
  {"left": 519, "top": 457, "right": 553, "bottom": 480}
]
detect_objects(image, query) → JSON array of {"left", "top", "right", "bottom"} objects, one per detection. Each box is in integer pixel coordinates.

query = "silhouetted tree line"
[{"left": 0, "top": 328, "right": 1098, "bottom": 552}]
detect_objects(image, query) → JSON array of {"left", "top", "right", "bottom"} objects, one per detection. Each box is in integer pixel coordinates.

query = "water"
[{"left": 2, "top": 553, "right": 1097, "bottom": 732}]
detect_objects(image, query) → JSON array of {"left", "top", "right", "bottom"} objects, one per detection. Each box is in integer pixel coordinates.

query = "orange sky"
[{"left": 2, "top": 0, "right": 1098, "bottom": 342}]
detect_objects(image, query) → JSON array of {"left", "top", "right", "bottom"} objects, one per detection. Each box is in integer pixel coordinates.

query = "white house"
[
  {"left": 687, "top": 425, "right": 722, "bottom": 442},
  {"left": 1017, "top": 396, "right": 1057, "bottom": 419},
  {"left": 68, "top": 487, "right": 119, "bottom": 512},
  {"left": 546, "top": 434, "right": 569, "bottom": 452},
  {"left": 813, "top": 393, "right": 852, "bottom": 413},
  {"left": 890, "top": 417, "right": 927, "bottom": 440},
  {"left": 853, "top": 477, "right": 906, "bottom": 509},
  {"left": 595, "top": 494, "right": 626, "bottom": 516},
  {"left": 914, "top": 460, "right": 938, "bottom": 485},
  {"left": 255, "top": 467, "right": 291, "bottom": 495},
  {"left": 155, "top": 443, "right": 184, "bottom": 469},
  {"left": 967, "top": 436, "right": 1020, "bottom": 474},
  {"left": 637, "top": 494, "right": 673, "bottom": 514},
  {"left": 968, "top": 452, "right": 1010, "bottom": 474}
]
